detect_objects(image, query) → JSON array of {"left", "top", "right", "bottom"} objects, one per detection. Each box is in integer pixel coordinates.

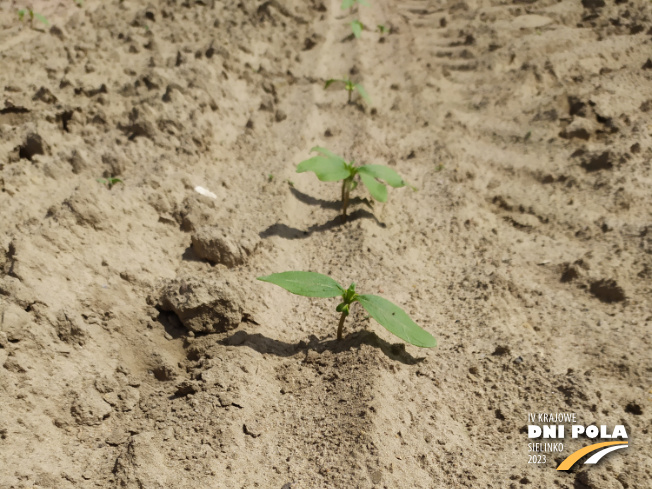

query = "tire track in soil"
[
  {"left": 248, "top": 0, "right": 395, "bottom": 487},
  {"left": 230, "top": 0, "right": 482, "bottom": 487},
  {"left": 257, "top": 1, "right": 485, "bottom": 487},
  {"left": 347, "top": 2, "right": 508, "bottom": 486},
  {"left": 428, "top": 0, "right": 652, "bottom": 376},
  {"left": 263, "top": 0, "right": 502, "bottom": 486}
]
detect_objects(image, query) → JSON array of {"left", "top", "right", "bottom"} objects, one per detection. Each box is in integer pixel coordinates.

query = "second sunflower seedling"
[
  {"left": 297, "top": 147, "right": 410, "bottom": 217},
  {"left": 324, "top": 78, "right": 369, "bottom": 105}
]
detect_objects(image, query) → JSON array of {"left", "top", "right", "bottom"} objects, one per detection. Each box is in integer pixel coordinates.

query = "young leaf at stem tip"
[
  {"left": 97, "top": 177, "right": 123, "bottom": 189},
  {"left": 324, "top": 78, "right": 370, "bottom": 105}
]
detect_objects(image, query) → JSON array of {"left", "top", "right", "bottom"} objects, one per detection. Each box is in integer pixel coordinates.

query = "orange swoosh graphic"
[{"left": 556, "top": 441, "right": 628, "bottom": 471}]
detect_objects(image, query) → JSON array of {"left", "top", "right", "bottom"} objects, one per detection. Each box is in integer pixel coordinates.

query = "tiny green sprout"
[
  {"left": 341, "top": 0, "right": 369, "bottom": 10},
  {"left": 377, "top": 24, "right": 387, "bottom": 34},
  {"left": 74, "top": 0, "right": 84, "bottom": 6},
  {"left": 268, "top": 174, "right": 274, "bottom": 182},
  {"left": 258, "top": 271, "right": 436, "bottom": 348},
  {"left": 351, "top": 19, "right": 364, "bottom": 38},
  {"left": 18, "top": 8, "right": 49, "bottom": 27},
  {"left": 97, "top": 177, "right": 123, "bottom": 189},
  {"left": 286, "top": 179, "right": 295, "bottom": 188},
  {"left": 324, "top": 78, "right": 369, "bottom": 105},
  {"left": 296, "top": 147, "right": 409, "bottom": 217}
]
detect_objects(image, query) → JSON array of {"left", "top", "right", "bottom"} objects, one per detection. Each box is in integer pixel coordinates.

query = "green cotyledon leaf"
[
  {"left": 354, "top": 83, "right": 370, "bottom": 103},
  {"left": 309, "top": 146, "right": 344, "bottom": 160},
  {"left": 351, "top": 20, "right": 363, "bottom": 39},
  {"left": 342, "top": 0, "right": 369, "bottom": 8},
  {"left": 359, "top": 172, "right": 388, "bottom": 202},
  {"left": 34, "top": 12, "right": 49, "bottom": 25},
  {"left": 356, "top": 294, "right": 437, "bottom": 347},
  {"left": 257, "top": 271, "right": 345, "bottom": 298},
  {"left": 324, "top": 79, "right": 343, "bottom": 90},
  {"left": 357, "top": 164, "right": 406, "bottom": 188},
  {"left": 296, "top": 156, "right": 351, "bottom": 182}
]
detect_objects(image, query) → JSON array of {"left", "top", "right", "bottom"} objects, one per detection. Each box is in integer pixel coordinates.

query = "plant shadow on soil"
[
  {"left": 260, "top": 208, "right": 385, "bottom": 241},
  {"left": 289, "top": 187, "right": 343, "bottom": 210},
  {"left": 259, "top": 188, "right": 386, "bottom": 239},
  {"left": 289, "top": 187, "right": 380, "bottom": 217},
  {"left": 222, "top": 328, "right": 425, "bottom": 365}
]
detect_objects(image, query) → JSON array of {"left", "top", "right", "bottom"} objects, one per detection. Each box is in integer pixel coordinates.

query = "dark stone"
[
  {"left": 625, "top": 402, "right": 642, "bottom": 415},
  {"left": 560, "top": 127, "right": 590, "bottom": 140},
  {"left": 568, "top": 96, "right": 587, "bottom": 117},
  {"left": 560, "top": 263, "right": 580, "bottom": 283},
  {"left": 589, "top": 279, "right": 626, "bottom": 303},
  {"left": 18, "top": 133, "right": 47, "bottom": 161},
  {"left": 303, "top": 37, "right": 317, "bottom": 51},
  {"left": 582, "top": 0, "right": 605, "bottom": 8},
  {"left": 33, "top": 87, "right": 58, "bottom": 104},
  {"left": 581, "top": 152, "right": 612, "bottom": 172},
  {"left": 492, "top": 345, "right": 510, "bottom": 356}
]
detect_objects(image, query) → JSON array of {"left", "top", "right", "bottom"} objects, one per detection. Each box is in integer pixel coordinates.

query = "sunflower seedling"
[
  {"left": 258, "top": 271, "right": 436, "bottom": 347},
  {"left": 351, "top": 19, "right": 364, "bottom": 38},
  {"left": 324, "top": 78, "right": 369, "bottom": 105},
  {"left": 18, "top": 8, "right": 49, "bottom": 27},
  {"left": 297, "top": 147, "right": 408, "bottom": 217},
  {"left": 97, "top": 177, "right": 123, "bottom": 189}
]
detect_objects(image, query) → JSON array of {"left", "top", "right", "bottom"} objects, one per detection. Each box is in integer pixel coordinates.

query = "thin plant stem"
[
  {"left": 341, "top": 178, "right": 351, "bottom": 217},
  {"left": 337, "top": 311, "right": 348, "bottom": 340}
]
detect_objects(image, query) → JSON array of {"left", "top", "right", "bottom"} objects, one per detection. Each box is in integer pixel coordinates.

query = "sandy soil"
[{"left": 1, "top": 0, "right": 651, "bottom": 487}]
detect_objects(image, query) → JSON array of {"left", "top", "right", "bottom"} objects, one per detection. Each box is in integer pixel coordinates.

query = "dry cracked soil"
[{"left": 0, "top": 0, "right": 651, "bottom": 488}]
